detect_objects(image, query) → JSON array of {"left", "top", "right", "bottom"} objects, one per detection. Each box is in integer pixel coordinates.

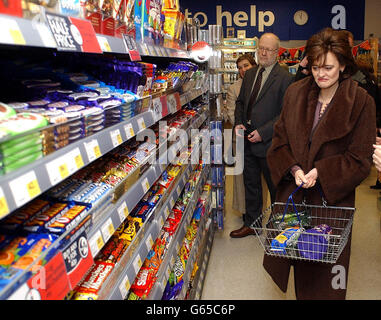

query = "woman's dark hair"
[
  {"left": 236, "top": 53, "right": 256, "bottom": 67},
  {"left": 305, "top": 27, "right": 357, "bottom": 78}
]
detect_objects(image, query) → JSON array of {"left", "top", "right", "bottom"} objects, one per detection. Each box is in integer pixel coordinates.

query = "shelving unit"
[{"left": 0, "top": 12, "right": 216, "bottom": 300}]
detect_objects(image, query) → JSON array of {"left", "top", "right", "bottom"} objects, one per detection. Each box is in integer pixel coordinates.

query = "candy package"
[
  {"left": 297, "top": 224, "right": 332, "bottom": 260},
  {"left": 271, "top": 227, "right": 303, "bottom": 255}
]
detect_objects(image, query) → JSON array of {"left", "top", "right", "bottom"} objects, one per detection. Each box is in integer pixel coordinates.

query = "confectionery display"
[{"left": 0, "top": 0, "right": 215, "bottom": 301}]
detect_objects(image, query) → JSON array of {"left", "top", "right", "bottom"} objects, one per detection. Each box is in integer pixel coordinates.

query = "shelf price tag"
[
  {"left": 159, "top": 216, "right": 165, "bottom": 229},
  {"left": 97, "top": 35, "right": 112, "bottom": 52},
  {"left": 151, "top": 97, "right": 163, "bottom": 121},
  {"left": 0, "top": 187, "right": 9, "bottom": 218},
  {"left": 119, "top": 274, "right": 131, "bottom": 299},
  {"left": 110, "top": 129, "right": 123, "bottom": 147},
  {"left": 101, "top": 218, "right": 115, "bottom": 243},
  {"left": 164, "top": 206, "right": 170, "bottom": 219},
  {"left": 137, "top": 117, "right": 146, "bottom": 132},
  {"left": 9, "top": 171, "right": 41, "bottom": 207},
  {"left": 117, "top": 201, "right": 129, "bottom": 223},
  {"left": 133, "top": 254, "right": 142, "bottom": 274},
  {"left": 170, "top": 197, "right": 175, "bottom": 208},
  {"left": 88, "top": 230, "right": 104, "bottom": 257},
  {"left": 84, "top": 139, "right": 101, "bottom": 162},
  {"left": 124, "top": 122, "right": 135, "bottom": 140},
  {"left": 145, "top": 234, "right": 154, "bottom": 251},
  {"left": 166, "top": 94, "right": 177, "bottom": 114},
  {"left": 74, "top": 152, "right": 84, "bottom": 169},
  {"left": 0, "top": 17, "right": 26, "bottom": 46},
  {"left": 142, "top": 177, "right": 150, "bottom": 194}
]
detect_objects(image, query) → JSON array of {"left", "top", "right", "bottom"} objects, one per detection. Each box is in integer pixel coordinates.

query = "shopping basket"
[{"left": 252, "top": 184, "right": 355, "bottom": 264}]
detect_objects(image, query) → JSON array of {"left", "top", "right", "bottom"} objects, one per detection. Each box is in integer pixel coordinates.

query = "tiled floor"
[{"left": 201, "top": 167, "right": 381, "bottom": 300}]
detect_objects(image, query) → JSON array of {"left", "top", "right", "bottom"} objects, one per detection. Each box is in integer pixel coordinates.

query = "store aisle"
[{"left": 201, "top": 167, "right": 381, "bottom": 300}]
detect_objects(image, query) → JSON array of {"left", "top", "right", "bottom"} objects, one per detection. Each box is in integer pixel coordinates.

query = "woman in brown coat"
[{"left": 263, "top": 28, "right": 376, "bottom": 299}]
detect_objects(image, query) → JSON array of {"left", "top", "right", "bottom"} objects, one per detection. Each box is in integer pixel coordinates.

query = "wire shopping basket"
[{"left": 252, "top": 184, "right": 355, "bottom": 264}]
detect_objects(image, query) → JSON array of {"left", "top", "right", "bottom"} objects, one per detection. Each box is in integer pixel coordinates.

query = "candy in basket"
[{"left": 252, "top": 184, "right": 355, "bottom": 264}]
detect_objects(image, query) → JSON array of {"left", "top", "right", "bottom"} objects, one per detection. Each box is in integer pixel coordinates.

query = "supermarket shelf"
[
  {"left": 176, "top": 193, "right": 212, "bottom": 300},
  {"left": 87, "top": 108, "right": 209, "bottom": 257},
  {"left": 147, "top": 164, "right": 210, "bottom": 300},
  {"left": 0, "top": 84, "right": 208, "bottom": 220},
  {"left": 0, "top": 110, "right": 154, "bottom": 218},
  {"left": 94, "top": 114, "right": 210, "bottom": 300},
  {"left": 100, "top": 154, "right": 196, "bottom": 300},
  {"left": 96, "top": 34, "right": 190, "bottom": 59},
  {"left": 0, "top": 96, "right": 209, "bottom": 301},
  {"left": 0, "top": 13, "right": 190, "bottom": 59},
  {"left": 190, "top": 221, "right": 215, "bottom": 300},
  {"left": 0, "top": 13, "right": 56, "bottom": 48}
]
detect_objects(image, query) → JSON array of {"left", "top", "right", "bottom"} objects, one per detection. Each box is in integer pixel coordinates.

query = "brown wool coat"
[{"left": 263, "top": 76, "right": 376, "bottom": 300}]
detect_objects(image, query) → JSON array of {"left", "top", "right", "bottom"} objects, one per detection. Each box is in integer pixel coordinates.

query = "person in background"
[
  {"left": 224, "top": 54, "right": 260, "bottom": 221},
  {"left": 231, "top": 33, "right": 293, "bottom": 238},
  {"left": 354, "top": 55, "right": 381, "bottom": 188},
  {"left": 225, "top": 54, "right": 257, "bottom": 125},
  {"left": 264, "top": 27, "right": 376, "bottom": 299}
]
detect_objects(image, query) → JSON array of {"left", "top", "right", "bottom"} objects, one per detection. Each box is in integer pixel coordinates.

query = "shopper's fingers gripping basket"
[{"left": 252, "top": 184, "right": 355, "bottom": 264}]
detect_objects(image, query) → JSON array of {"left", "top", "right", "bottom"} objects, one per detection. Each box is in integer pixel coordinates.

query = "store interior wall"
[
  {"left": 277, "top": 0, "right": 381, "bottom": 48},
  {"left": 365, "top": 0, "right": 381, "bottom": 39}
]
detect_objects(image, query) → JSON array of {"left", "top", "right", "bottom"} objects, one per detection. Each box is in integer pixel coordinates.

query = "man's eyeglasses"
[{"left": 258, "top": 47, "right": 278, "bottom": 53}]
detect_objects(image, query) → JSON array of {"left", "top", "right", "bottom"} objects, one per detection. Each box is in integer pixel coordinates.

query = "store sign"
[
  {"left": 45, "top": 12, "right": 102, "bottom": 53},
  {"left": 182, "top": 0, "right": 365, "bottom": 40}
]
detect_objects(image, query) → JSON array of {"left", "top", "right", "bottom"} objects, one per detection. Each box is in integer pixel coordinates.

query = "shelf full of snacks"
[
  {"left": 0, "top": 0, "right": 212, "bottom": 300},
  {"left": 129, "top": 162, "right": 211, "bottom": 300},
  {"left": 63, "top": 106, "right": 210, "bottom": 300},
  {"left": 0, "top": 81, "right": 208, "bottom": 221},
  {"left": 97, "top": 134, "right": 210, "bottom": 300},
  {"left": 2, "top": 99, "right": 210, "bottom": 300},
  {"left": 0, "top": 0, "right": 195, "bottom": 59},
  {"left": 162, "top": 185, "right": 213, "bottom": 300},
  {"left": 187, "top": 216, "right": 215, "bottom": 300}
]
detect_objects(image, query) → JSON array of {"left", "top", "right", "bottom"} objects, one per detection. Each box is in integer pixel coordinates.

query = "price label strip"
[
  {"left": 142, "top": 177, "right": 150, "bottom": 194},
  {"left": 110, "top": 129, "right": 123, "bottom": 148},
  {"left": 145, "top": 234, "right": 154, "bottom": 251},
  {"left": 119, "top": 274, "right": 131, "bottom": 299},
  {"left": 101, "top": 218, "right": 115, "bottom": 243},
  {"left": 84, "top": 139, "right": 101, "bottom": 162},
  {"left": 46, "top": 148, "right": 84, "bottom": 185},
  {"left": 137, "top": 117, "right": 146, "bottom": 132},
  {"left": 97, "top": 35, "right": 112, "bottom": 52},
  {"left": 9, "top": 171, "right": 41, "bottom": 208},
  {"left": 0, "top": 17, "right": 26, "bottom": 46},
  {"left": 89, "top": 230, "right": 104, "bottom": 257},
  {"left": 133, "top": 254, "right": 142, "bottom": 274},
  {"left": 124, "top": 122, "right": 135, "bottom": 140},
  {"left": 151, "top": 97, "right": 163, "bottom": 121},
  {"left": 0, "top": 187, "right": 9, "bottom": 218},
  {"left": 117, "top": 201, "right": 129, "bottom": 223}
]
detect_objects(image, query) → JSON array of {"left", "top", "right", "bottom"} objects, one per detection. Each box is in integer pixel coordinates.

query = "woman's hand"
[
  {"left": 304, "top": 168, "right": 318, "bottom": 188},
  {"left": 294, "top": 169, "right": 308, "bottom": 187},
  {"left": 295, "top": 168, "right": 318, "bottom": 188}
]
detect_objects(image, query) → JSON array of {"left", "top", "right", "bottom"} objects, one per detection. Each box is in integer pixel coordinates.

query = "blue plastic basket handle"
[{"left": 280, "top": 183, "right": 304, "bottom": 224}]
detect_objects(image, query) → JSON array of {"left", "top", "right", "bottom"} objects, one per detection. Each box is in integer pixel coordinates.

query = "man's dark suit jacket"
[{"left": 234, "top": 63, "right": 294, "bottom": 157}]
